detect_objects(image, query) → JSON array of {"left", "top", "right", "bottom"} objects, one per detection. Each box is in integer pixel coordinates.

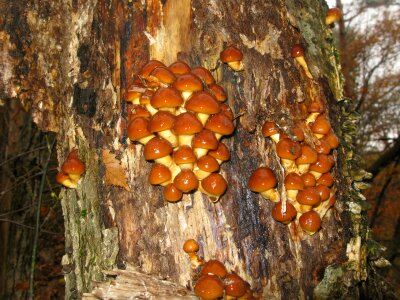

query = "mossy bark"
[{"left": 1, "top": 0, "right": 370, "bottom": 299}]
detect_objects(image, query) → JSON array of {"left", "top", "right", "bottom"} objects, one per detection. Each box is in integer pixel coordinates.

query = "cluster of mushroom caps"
[
  {"left": 55, "top": 150, "right": 86, "bottom": 189},
  {"left": 248, "top": 102, "right": 339, "bottom": 235},
  {"left": 183, "top": 239, "right": 257, "bottom": 300},
  {"left": 125, "top": 46, "right": 243, "bottom": 202}
]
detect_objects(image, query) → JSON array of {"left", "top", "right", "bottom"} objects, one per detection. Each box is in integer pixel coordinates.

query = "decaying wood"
[
  {"left": 1, "top": 0, "right": 368, "bottom": 299},
  {"left": 82, "top": 267, "right": 197, "bottom": 300}
]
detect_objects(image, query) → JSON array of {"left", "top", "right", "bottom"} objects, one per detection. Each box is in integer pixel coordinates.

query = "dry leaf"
[{"left": 102, "top": 150, "right": 130, "bottom": 191}]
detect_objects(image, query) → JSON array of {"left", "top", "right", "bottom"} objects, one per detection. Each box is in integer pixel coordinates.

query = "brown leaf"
[{"left": 102, "top": 150, "right": 130, "bottom": 191}]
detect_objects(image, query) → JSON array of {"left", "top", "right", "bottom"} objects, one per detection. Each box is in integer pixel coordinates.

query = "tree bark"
[{"left": 1, "top": 0, "right": 370, "bottom": 299}]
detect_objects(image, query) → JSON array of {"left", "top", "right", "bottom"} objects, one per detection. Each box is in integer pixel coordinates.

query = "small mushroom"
[
  {"left": 262, "top": 121, "right": 280, "bottom": 143},
  {"left": 325, "top": 8, "right": 342, "bottom": 25},
  {"left": 200, "top": 173, "right": 227, "bottom": 202},
  {"left": 127, "top": 117, "right": 155, "bottom": 145},
  {"left": 148, "top": 163, "right": 172, "bottom": 186},
  {"left": 223, "top": 273, "right": 247, "bottom": 299},
  {"left": 200, "top": 260, "right": 228, "bottom": 278},
  {"left": 173, "top": 112, "right": 203, "bottom": 147},
  {"left": 185, "top": 91, "right": 221, "bottom": 125},
  {"left": 295, "top": 145, "right": 318, "bottom": 174},
  {"left": 148, "top": 111, "right": 178, "bottom": 147},
  {"left": 183, "top": 239, "right": 203, "bottom": 269},
  {"left": 173, "top": 169, "right": 199, "bottom": 193},
  {"left": 143, "top": 137, "right": 173, "bottom": 167},
  {"left": 173, "top": 73, "right": 203, "bottom": 101},
  {"left": 220, "top": 45, "right": 244, "bottom": 71},
  {"left": 194, "top": 274, "right": 224, "bottom": 300},
  {"left": 284, "top": 172, "right": 304, "bottom": 200},
  {"left": 299, "top": 210, "right": 322, "bottom": 235},
  {"left": 291, "top": 44, "right": 313, "bottom": 79},
  {"left": 248, "top": 167, "right": 279, "bottom": 202},
  {"left": 276, "top": 138, "right": 302, "bottom": 173},
  {"left": 271, "top": 201, "right": 297, "bottom": 224},
  {"left": 163, "top": 183, "right": 183, "bottom": 202}
]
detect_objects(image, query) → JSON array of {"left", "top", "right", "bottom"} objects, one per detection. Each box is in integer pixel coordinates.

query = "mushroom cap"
[
  {"left": 296, "top": 145, "right": 318, "bottom": 165},
  {"left": 201, "top": 173, "right": 227, "bottom": 197},
  {"left": 61, "top": 158, "right": 85, "bottom": 176},
  {"left": 316, "top": 184, "right": 330, "bottom": 201},
  {"left": 262, "top": 121, "right": 279, "bottom": 137},
  {"left": 293, "top": 126, "right": 305, "bottom": 142},
  {"left": 173, "top": 73, "right": 203, "bottom": 92},
  {"left": 310, "top": 154, "right": 334, "bottom": 174},
  {"left": 219, "top": 103, "right": 234, "bottom": 120},
  {"left": 168, "top": 61, "right": 191, "bottom": 75},
  {"left": 127, "top": 117, "right": 152, "bottom": 141},
  {"left": 271, "top": 202, "right": 297, "bottom": 223},
  {"left": 296, "top": 186, "right": 321, "bottom": 206},
  {"left": 302, "top": 172, "right": 317, "bottom": 187},
  {"left": 322, "top": 130, "right": 340, "bottom": 149},
  {"left": 328, "top": 193, "right": 337, "bottom": 207},
  {"left": 191, "top": 67, "right": 215, "bottom": 86},
  {"left": 139, "top": 89, "right": 154, "bottom": 105},
  {"left": 129, "top": 105, "right": 151, "bottom": 121},
  {"left": 173, "top": 146, "right": 197, "bottom": 165},
  {"left": 220, "top": 45, "right": 243, "bottom": 63},
  {"left": 56, "top": 172, "right": 75, "bottom": 188},
  {"left": 197, "top": 155, "right": 220, "bottom": 173},
  {"left": 192, "top": 129, "right": 219, "bottom": 151},
  {"left": 183, "top": 239, "right": 199, "bottom": 253},
  {"left": 173, "top": 169, "right": 199, "bottom": 192},
  {"left": 205, "top": 113, "right": 235, "bottom": 136},
  {"left": 185, "top": 91, "right": 220, "bottom": 115},
  {"left": 194, "top": 275, "right": 224, "bottom": 300},
  {"left": 326, "top": 7, "right": 342, "bottom": 25},
  {"left": 148, "top": 163, "right": 172, "bottom": 185},
  {"left": 248, "top": 167, "right": 277, "bottom": 192},
  {"left": 307, "top": 102, "right": 324, "bottom": 113},
  {"left": 151, "top": 87, "right": 183, "bottom": 109},
  {"left": 299, "top": 211, "right": 322, "bottom": 234},
  {"left": 223, "top": 274, "right": 247, "bottom": 298},
  {"left": 148, "top": 111, "right": 175, "bottom": 133},
  {"left": 208, "top": 84, "right": 227, "bottom": 102},
  {"left": 291, "top": 44, "right": 305, "bottom": 58},
  {"left": 149, "top": 66, "right": 176, "bottom": 85},
  {"left": 284, "top": 173, "right": 304, "bottom": 190},
  {"left": 143, "top": 137, "right": 173, "bottom": 161},
  {"left": 173, "top": 112, "right": 203, "bottom": 135},
  {"left": 139, "top": 60, "right": 165, "bottom": 78},
  {"left": 311, "top": 115, "right": 331, "bottom": 135},
  {"left": 200, "top": 260, "right": 228, "bottom": 278},
  {"left": 317, "top": 172, "right": 334, "bottom": 187},
  {"left": 163, "top": 183, "right": 183, "bottom": 202},
  {"left": 276, "top": 138, "right": 302, "bottom": 160},
  {"left": 208, "top": 142, "right": 230, "bottom": 162},
  {"left": 315, "top": 139, "right": 332, "bottom": 155}
]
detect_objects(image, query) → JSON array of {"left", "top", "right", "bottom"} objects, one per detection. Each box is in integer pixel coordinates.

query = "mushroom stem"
[
  {"left": 178, "top": 135, "right": 194, "bottom": 147},
  {"left": 158, "top": 130, "right": 178, "bottom": 148},
  {"left": 227, "top": 61, "right": 244, "bottom": 72},
  {"left": 154, "top": 155, "right": 174, "bottom": 168},
  {"left": 260, "top": 188, "right": 280, "bottom": 202},
  {"left": 297, "top": 164, "right": 310, "bottom": 174},
  {"left": 137, "top": 134, "right": 156, "bottom": 145},
  {"left": 281, "top": 159, "right": 300, "bottom": 174},
  {"left": 188, "top": 253, "right": 203, "bottom": 269},
  {"left": 295, "top": 56, "right": 313, "bottom": 79}
]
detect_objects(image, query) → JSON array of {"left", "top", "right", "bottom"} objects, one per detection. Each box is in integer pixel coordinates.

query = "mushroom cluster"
[
  {"left": 249, "top": 101, "right": 339, "bottom": 235},
  {"left": 126, "top": 58, "right": 236, "bottom": 202},
  {"left": 183, "top": 239, "right": 257, "bottom": 300},
  {"left": 56, "top": 149, "right": 85, "bottom": 189}
]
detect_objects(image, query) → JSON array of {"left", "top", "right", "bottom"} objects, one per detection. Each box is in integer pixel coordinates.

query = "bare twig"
[
  {"left": 0, "top": 219, "right": 59, "bottom": 235},
  {"left": 0, "top": 145, "right": 48, "bottom": 167},
  {"left": 28, "top": 136, "right": 56, "bottom": 300}
]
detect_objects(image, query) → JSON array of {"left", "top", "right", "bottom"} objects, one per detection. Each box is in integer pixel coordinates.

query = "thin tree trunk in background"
[{"left": 1, "top": 0, "right": 371, "bottom": 299}]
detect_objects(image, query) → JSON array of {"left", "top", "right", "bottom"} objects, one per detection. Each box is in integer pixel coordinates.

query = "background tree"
[
  {"left": 335, "top": 0, "right": 400, "bottom": 297},
  {"left": 0, "top": 0, "right": 386, "bottom": 299}
]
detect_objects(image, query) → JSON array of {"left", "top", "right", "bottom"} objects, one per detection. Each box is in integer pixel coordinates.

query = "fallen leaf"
[{"left": 102, "top": 150, "right": 131, "bottom": 191}]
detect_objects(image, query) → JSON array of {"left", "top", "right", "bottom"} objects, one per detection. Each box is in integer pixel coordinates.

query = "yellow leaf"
[{"left": 102, "top": 150, "right": 130, "bottom": 191}]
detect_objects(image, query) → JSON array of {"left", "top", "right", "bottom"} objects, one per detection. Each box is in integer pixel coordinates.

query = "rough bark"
[{"left": 1, "top": 0, "right": 369, "bottom": 299}]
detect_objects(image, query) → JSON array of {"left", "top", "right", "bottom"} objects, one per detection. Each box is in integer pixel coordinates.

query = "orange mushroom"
[
  {"left": 248, "top": 167, "right": 279, "bottom": 202},
  {"left": 291, "top": 44, "right": 313, "bottom": 79},
  {"left": 220, "top": 45, "right": 244, "bottom": 71}
]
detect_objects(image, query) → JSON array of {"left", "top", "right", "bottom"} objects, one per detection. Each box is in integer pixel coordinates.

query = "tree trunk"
[{"left": 1, "top": 0, "right": 370, "bottom": 299}]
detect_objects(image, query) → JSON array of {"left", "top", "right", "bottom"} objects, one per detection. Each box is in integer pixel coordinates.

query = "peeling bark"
[{"left": 0, "top": 0, "right": 369, "bottom": 299}]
